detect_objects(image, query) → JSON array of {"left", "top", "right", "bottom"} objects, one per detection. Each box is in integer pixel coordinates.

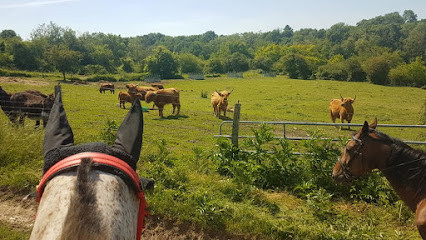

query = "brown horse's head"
[{"left": 332, "top": 118, "right": 391, "bottom": 183}]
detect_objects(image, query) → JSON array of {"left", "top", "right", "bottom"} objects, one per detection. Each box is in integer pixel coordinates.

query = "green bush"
[
  {"left": 81, "top": 64, "right": 108, "bottom": 75},
  {"left": 0, "top": 68, "right": 32, "bottom": 77},
  {"left": 118, "top": 73, "right": 148, "bottom": 82},
  {"left": 86, "top": 74, "right": 117, "bottom": 82},
  {"left": 212, "top": 125, "right": 398, "bottom": 206},
  {"left": 99, "top": 119, "right": 119, "bottom": 145},
  {"left": 363, "top": 56, "right": 390, "bottom": 85},
  {"left": 389, "top": 57, "right": 426, "bottom": 87}
]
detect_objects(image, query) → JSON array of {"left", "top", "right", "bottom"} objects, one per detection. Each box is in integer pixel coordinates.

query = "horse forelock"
[{"left": 60, "top": 158, "right": 106, "bottom": 240}]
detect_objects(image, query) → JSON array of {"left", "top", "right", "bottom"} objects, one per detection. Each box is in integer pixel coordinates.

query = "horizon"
[{"left": 1, "top": 0, "right": 425, "bottom": 40}]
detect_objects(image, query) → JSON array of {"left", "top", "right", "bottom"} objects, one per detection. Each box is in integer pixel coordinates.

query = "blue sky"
[{"left": 1, "top": 0, "right": 425, "bottom": 40}]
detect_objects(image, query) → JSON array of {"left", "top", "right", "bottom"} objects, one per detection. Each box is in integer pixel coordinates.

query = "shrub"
[
  {"left": 317, "top": 58, "right": 366, "bottom": 82},
  {"left": 118, "top": 73, "right": 148, "bottom": 82},
  {"left": 389, "top": 57, "right": 426, "bottom": 87},
  {"left": 200, "top": 90, "right": 208, "bottom": 98},
  {"left": 99, "top": 119, "right": 119, "bottom": 145},
  {"left": 212, "top": 125, "right": 399, "bottom": 206},
  {"left": 86, "top": 74, "right": 117, "bottom": 82},
  {"left": 0, "top": 68, "right": 32, "bottom": 77},
  {"left": 81, "top": 64, "right": 108, "bottom": 75},
  {"left": 363, "top": 56, "right": 390, "bottom": 85}
]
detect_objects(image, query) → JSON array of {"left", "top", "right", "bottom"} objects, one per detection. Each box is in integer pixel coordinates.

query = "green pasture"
[{"left": 0, "top": 75, "right": 424, "bottom": 239}]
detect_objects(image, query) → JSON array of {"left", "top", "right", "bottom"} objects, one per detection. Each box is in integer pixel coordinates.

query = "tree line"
[{"left": 0, "top": 10, "right": 425, "bottom": 87}]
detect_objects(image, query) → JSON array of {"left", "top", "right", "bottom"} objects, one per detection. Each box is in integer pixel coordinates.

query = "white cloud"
[{"left": 0, "top": 0, "right": 77, "bottom": 9}]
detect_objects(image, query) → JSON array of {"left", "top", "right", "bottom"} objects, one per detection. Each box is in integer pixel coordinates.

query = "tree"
[
  {"left": 31, "top": 22, "right": 66, "bottom": 45},
  {"left": 253, "top": 44, "right": 284, "bottom": 71},
  {"left": 224, "top": 53, "right": 249, "bottom": 72},
  {"left": 363, "top": 56, "right": 390, "bottom": 85},
  {"left": 403, "top": 22, "right": 426, "bottom": 61},
  {"left": 326, "top": 23, "right": 351, "bottom": 44},
  {"left": 49, "top": 45, "right": 82, "bottom": 80},
  {"left": 121, "top": 58, "right": 134, "bottom": 73},
  {"left": 389, "top": 57, "right": 426, "bottom": 87},
  {"left": 178, "top": 53, "right": 204, "bottom": 73},
  {"left": 12, "top": 42, "right": 39, "bottom": 70},
  {"left": 282, "top": 25, "right": 294, "bottom": 38},
  {"left": 403, "top": 10, "right": 417, "bottom": 23},
  {"left": 144, "top": 46, "right": 178, "bottom": 79},
  {"left": 276, "top": 54, "right": 310, "bottom": 79},
  {"left": 0, "top": 29, "right": 18, "bottom": 39},
  {"left": 204, "top": 57, "right": 225, "bottom": 74}
]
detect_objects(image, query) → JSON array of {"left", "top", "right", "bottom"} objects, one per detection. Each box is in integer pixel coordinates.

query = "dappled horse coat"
[{"left": 31, "top": 88, "right": 148, "bottom": 240}]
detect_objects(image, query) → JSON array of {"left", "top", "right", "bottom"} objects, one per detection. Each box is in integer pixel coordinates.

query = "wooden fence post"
[{"left": 231, "top": 101, "right": 241, "bottom": 147}]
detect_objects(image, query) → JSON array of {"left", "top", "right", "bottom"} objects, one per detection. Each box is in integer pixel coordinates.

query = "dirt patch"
[
  {"left": 143, "top": 215, "right": 253, "bottom": 240},
  {"left": 0, "top": 77, "right": 50, "bottom": 86},
  {"left": 0, "top": 190, "right": 37, "bottom": 232}
]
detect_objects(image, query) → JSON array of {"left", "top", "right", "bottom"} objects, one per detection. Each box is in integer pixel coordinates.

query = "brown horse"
[
  {"left": 30, "top": 89, "right": 149, "bottom": 240},
  {"left": 332, "top": 119, "right": 426, "bottom": 239}
]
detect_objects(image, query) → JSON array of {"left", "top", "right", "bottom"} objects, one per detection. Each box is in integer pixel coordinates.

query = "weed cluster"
[{"left": 212, "top": 124, "right": 398, "bottom": 206}]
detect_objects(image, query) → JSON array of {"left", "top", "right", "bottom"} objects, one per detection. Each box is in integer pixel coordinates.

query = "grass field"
[{"left": 0, "top": 75, "right": 425, "bottom": 239}]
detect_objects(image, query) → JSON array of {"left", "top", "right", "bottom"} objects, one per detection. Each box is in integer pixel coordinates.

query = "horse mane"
[
  {"left": 60, "top": 158, "right": 106, "bottom": 240},
  {"left": 371, "top": 129, "right": 426, "bottom": 189}
]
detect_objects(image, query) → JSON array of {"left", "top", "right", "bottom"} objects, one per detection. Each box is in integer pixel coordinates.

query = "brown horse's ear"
[
  {"left": 361, "top": 121, "right": 369, "bottom": 136},
  {"left": 113, "top": 99, "right": 143, "bottom": 162},
  {"left": 43, "top": 89, "right": 74, "bottom": 156},
  {"left": 370, "top": 117, "right": 377, "bottom": 129}
]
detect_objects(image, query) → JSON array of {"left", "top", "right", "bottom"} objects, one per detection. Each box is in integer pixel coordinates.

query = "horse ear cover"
[
  {"left": 43, "top": 90, "right": 74, "bottom": 157},
  {"left": 113, "top": 99, "right": 143, "bottom": 162},
  {"left": 361, "top": 121, "right": 369, "bottom": 136}
]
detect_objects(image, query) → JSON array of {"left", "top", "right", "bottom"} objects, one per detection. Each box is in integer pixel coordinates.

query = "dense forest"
[{"left": 0, "top": 10, "right": 425, "bottom": 87}]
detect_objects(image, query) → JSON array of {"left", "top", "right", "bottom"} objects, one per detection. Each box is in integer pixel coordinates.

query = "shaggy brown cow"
[
  {"left": 0, "top": 87, "right": 54, "bottom": 128},
  {"left": 151, "top": 83, "right": 164, "bottom": 89},
  {"left": 329, "top": 95, "right": 356, "bottom": 130},
  {"left": 118, "top": 91, "right": 142, "bottom": 109},
  {"left": 99, "top": 83, "right": 115, "bottom": 94},
  {"left": 211, "top": 90, "right": 232, "bottom": 118},
  {"left": 126, "top": 84, "right": 158, "bottom": 99},
  {"left": 144, "top": 88, "right": 180, "bottom": 118}
]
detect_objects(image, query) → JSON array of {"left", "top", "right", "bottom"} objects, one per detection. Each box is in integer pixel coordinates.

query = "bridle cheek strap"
[{"left": 36, "top": 152, "right": 148, "bottom": 240}]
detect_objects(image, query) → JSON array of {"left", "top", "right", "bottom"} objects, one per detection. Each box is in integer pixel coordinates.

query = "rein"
[{"left": 37, "top": 152, "right": 148, "bottom": 240}]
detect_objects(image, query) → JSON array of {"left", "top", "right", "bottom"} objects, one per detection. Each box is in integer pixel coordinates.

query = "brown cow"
[
  {"left": 151, "top": 83, "right": 164, "bottom": 89},
  {"left": 144, "top": 88, "right": 180, "bottom": 118},
  {"left": 0, "top": 87, "right": 54, "bottom": 128},
  {"left": 329, "top": 95, "right": 356, "bottom": 130},
  {"left": 211, "top": 90, "right": 232, "bottom": 118},
  {"left": 118, "top": 91, "right": 143, "bottom": 109},
  {"left": 126, "top": 84, "right": 157, "bottom": 99},
  {"left": 99, "top": 83, "right": 115, "bottom": 94}
]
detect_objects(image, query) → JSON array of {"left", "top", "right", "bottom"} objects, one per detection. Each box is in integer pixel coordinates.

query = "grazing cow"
[
  {"left": 211, "top": 89, "right": 233, "bottom": 118},
  {"left": 151, "top": 83, "right": 164, "bottom": 89},
  {"left": 144, "top": 88, "right": 180, "bottom": 118},
  {"left": 99, "top": 83, "right": 115, "bottom": 94},
  {"left": 329, "top": 95, "right": 356, "bottom": 130},
  {"left": 0, "top": 87, "right": 54, "bottom": 128},
  {"left": 118, "top": 91, "right": 143, "bottom": 109}
]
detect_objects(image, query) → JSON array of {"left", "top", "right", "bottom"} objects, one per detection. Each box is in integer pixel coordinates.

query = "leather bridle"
[{"left": 337, "top": 134, "right": 365, "bottom": 181}]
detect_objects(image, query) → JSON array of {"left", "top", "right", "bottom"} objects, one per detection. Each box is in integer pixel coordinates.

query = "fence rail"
[{"left": 214, "top": 104, "right": 426, "bottom": 146}]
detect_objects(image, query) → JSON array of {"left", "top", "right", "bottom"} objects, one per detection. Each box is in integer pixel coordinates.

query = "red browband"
[{"left": 37, "top": 152, "right": 148, "bottom": 240}]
